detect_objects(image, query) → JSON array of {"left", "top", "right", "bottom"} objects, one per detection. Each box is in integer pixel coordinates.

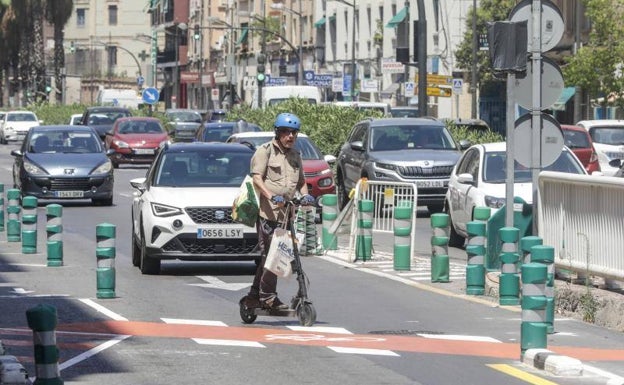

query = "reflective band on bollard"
[
  {"left": 46, "top": 204, "right": 63, "bottom": 267},
  {"left": 0, "top": 183, "right": 5, "bottom": 232},
  {"left": 21, "top": 196, "right": 38, "bottom": 254},
  {"left": 96, "top": 223, "right": 116, "bottom": 299},
  {"left": 530, "top": 245, "right": 556, "bottom": 334},
  {"left": 521, "top": 262, "right": 548, "bottom": 355},
  {"left": 321, "top": 194, "right": 338, "bottom": 250},
  {"left": 465, "top": 221, "right": 486, "bottom": 295},
  {"left": 26, "top": 304, "right": 63, "bottom": 385},
  {"left": 356, "top": 200, "right": 373, "bottom": 261},
  {"left": 393, "top": 201, "right": 412, "bottom": 270},
  {"left": 430, "top": 213, "right": 450, "bottom": 282},
  {"left": 7, "top": 189, "right": 21, "bottom": 242},
  {"left": 499, "top": 227, "right": 520, "bottom": 306}
]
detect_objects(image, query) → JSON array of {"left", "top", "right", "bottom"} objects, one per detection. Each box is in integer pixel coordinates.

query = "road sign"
[
  {"left": 404, "top": 82, "right": 415, "bottom": 97},
  {"left": 514, "top": 113, "right": 563, "bottom": 168},
  {"left": 415, "top": 74, "right": 453, "bottom": 86},
  {"left": 381, "top": 61, "right": 405, "bottom": 74},
  {"left": 211, "top": 88, "right": 220, "bottom": 102},
  {"left": 423, "top": 87, "right": 452, "bottom": 97},
  {"left": 142, "top": 87, "right": 160, "bottom": 105},
  {"left": 452, "top": 79, "right": 463, "bottom": 95},
  {"left": 137, "top": 76, "right": 145, "bottom": 87}
]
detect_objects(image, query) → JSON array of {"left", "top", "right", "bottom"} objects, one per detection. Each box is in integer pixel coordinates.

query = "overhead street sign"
[{"left": 415, "top": 74, "right": 453, "bottom": 86}]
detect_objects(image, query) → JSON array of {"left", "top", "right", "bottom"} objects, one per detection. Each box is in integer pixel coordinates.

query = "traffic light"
[
  {"left": 256, "top": 53, "right": 266, "bottom": 85},
  {"left": 70, "top": 41, "right": 75, "bottom": 53},
  {"left": 193, "top": 24, "right": 200, "bottom": 40},
  {"left": 45, "top": 77, "right": 52, "bottom": 94}
]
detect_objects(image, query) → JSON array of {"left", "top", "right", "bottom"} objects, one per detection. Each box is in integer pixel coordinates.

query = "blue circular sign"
[{"left": 142, "top": 87, "right": 160, "bottom": 105}]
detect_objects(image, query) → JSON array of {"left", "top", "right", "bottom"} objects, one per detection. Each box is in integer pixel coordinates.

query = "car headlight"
[
  {"left": 484, "top": 195, "right": 505, "bottom": 209},
  {"left": 92, "top": 159, "right": 113, "bottom": 174},
  {"left": 318, "top": 177, "right": 333, "bottom": 187},
  {"left": 113, "top": 139, "right": 129, "bottom": 148},
  {"left": 23, "top": 159, "right": 47, "bottom": 175},
  {"left": 151, "top": 202, "right": 183, "bottom": 217},
  {"left": 375, "top": 162, "right": 399, "bottom": 172}
]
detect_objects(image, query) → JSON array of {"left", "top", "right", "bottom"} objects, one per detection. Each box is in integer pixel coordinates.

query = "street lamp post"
[
  {"left": 173, "top": 22, "right": 188, "bottom": 109},
  {"left": 334, "top": 0, "right": 357, "bottom": 101},
  {"left": 270, "top": 1, "right": 304, "bottom": 85}
]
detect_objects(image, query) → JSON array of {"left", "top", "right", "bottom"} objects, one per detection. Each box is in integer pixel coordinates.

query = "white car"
[
  {"left": 576, "top": 120, "right": 624, "bottom": 176},
  {"left": 445, "top": 142, "right": 587, "bottom": 247},
  {"left": 69, "top": 113, "right": 83, "bottom": 125},
  {"left": 0, "top": 110, "right": 41, "bottom": 144},
  {"left": 130, "top": 141, "right": 260, "bottom": 275}
]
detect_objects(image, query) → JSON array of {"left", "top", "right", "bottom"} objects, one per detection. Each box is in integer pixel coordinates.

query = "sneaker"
[
  {"left": 260, "top": 295, "right": 289, "bottom": 310},
  {"left": 240, "top": 295, "right": 261, "bottom": 308}
]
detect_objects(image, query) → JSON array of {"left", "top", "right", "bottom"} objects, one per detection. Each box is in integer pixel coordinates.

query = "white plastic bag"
[{"left": 265, "top": 228, "right": 294, "bottom": 278}]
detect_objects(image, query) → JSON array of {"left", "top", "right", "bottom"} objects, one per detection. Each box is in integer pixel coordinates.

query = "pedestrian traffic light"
[
  {"left": 257, "top": 53, "right": 266, "bottom": 84},
  {"left": 193, "top": 24, "right": 200, "bottom": 40}
]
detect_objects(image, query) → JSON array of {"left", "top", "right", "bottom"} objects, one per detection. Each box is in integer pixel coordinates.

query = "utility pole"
[
  {"left": 228, "top": 0, "right": 235, "bottom": 108},
  {"left": 404, "top": 1, "right": 410, "bottom": 107},
  {"left": 350, "top": 0, "right": 356, "bottom": 100},
  {"left": 258, "top": 0, "right": 266, "bottom": 108},
  {"left": 471, "top": 0, "right": 478, "bottom": 119},
  {"left": 416, "top": 0, "right": 427, "bottom": 116},
  {"left": 199, "top": 0, "right": 204, "bottom": 109}
]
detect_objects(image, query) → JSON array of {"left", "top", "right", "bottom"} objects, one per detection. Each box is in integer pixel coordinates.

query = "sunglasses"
[{"left": 278, "top": 128, "right": 298, "bottom": 137}]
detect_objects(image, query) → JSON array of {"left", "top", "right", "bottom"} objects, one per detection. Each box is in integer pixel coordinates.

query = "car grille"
[
  {"left": 185, "top": 207, "right": 234, "bottom": 224},
  {"left": 38, "top": 178, "right": 104, "bottom": 191},
  {"left": 162, "top": 238, "right": 258, "bottom": 254},
  {"left": 398, "top": 165, "right": 454, "bottom": 178}
]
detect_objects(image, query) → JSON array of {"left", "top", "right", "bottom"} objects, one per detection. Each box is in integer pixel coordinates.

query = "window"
[
  {"left": 76, "top": 8, "right": 86, "bottom": 27},
  {"left": 108, "top": 5, "right": 118, "bottom": 25}
]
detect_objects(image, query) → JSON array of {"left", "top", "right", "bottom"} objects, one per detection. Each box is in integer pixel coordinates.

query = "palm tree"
[{"left": 45, "top": 0, "right": 73, "bottom": 103}]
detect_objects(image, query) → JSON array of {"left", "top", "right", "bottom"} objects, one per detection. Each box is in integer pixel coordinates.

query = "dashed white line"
[
  {"left": 161, "top": 318, "right": 227, "bottom": 327},
  {"left": 328, "top": 346, "right": 399, "bottom": 356},
  {"left": 192, "top": 338, "right": 265, "bottom": 348}
]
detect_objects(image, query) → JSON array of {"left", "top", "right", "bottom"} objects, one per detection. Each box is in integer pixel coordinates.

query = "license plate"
[
  {"left": 55, "top": 191, "right": 84, "bottom": 198},
  {"left": 134, "top": 148, "right": 155, "bottom": 155},
  {"left": 416, "top": 180, "right": 446, "bottom": 188},
  {"left": 197, "top": 228, "right": 244, "bottom": 239}
]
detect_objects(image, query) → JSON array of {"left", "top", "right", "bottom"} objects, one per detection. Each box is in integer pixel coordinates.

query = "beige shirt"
[{"left": 251, "top": 139, "right": 305, "bottom": 222}]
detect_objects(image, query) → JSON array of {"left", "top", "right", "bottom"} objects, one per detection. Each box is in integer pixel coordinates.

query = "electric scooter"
[{"left": 239, "top": 197, "right": 317, "bottom": 327}]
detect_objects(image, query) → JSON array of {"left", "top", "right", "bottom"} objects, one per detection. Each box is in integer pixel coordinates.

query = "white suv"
[
  {"left": 0, "top": 110, "right": 41, "bottom": 144},
  {"left": 576, "top": 119, "right": 624, "bottom": 176}
]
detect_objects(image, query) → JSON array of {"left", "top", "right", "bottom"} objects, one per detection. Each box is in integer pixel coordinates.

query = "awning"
[
  {"left": 314, "top": 17, "right": 326, "bottom": 28},
  {"left": 236, "top": 28, "right": 248, "bottom": 45},
  {"left": 385, "top": 7, "right": 407, "bottom": 28},
  {"left": 551, "top": 86, "right": 575, "bottom": 111},
  {"left": 380, "top": 83, "right": 400, "bottom": 98},
  {"left": 329, "top": 15, "right": 336, "bottom": 22}
]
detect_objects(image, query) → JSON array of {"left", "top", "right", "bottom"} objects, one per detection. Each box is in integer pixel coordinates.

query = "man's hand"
[
  {"left": 271, "top": 195, "right": 285, "bottom": 206},
  {"left": 301, "top": 194, "right": 315, "bottom": 206}
]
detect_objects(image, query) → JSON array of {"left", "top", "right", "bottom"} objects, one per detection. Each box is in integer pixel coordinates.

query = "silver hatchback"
[{"left": 336, "top": 117, "right": 468, "bottom": 213}]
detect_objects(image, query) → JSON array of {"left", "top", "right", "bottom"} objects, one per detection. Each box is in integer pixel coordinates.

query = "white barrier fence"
[{"left": 538, "top": 171, "right": 624, "bottom": 281}]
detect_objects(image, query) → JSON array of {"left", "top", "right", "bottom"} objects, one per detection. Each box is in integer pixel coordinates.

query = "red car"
[
  {"left": 561, "top": 124, "right": 600, "bottom": 174},
  {"left": 105, "top": 117, "right": 170, "bottom": 168}
]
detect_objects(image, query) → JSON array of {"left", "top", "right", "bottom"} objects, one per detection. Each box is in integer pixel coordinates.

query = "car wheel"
[
  {"left": 139, "top": 227, "right": 161, "bottom": 275},
  {"left": 447, "top": 208, "right": 465, "bottom": 248},
  {"left": 336, "top": 171, "right": 349, "bottom": 210}
]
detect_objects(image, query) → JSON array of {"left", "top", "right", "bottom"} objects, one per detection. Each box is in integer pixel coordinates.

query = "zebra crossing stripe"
[
  {"left": 328, "top": 346, "right": 400, "bottom": 356},
  {"left": 192, "top": 338, "right": 265, "bottom": 348}
]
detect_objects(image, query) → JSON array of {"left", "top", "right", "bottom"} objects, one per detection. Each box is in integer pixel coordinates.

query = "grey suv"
[{"left": 336, "top": 117, "right": 468, "bottom": 213}]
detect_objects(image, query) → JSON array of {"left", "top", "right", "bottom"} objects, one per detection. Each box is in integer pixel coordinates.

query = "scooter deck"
[{"left": 253, "top": 308, "right": 297, "bottom": 317}]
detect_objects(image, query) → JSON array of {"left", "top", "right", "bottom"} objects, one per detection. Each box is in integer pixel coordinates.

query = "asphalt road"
[{"left": 0, "top": 142, "right": 623, "bottom": 385}]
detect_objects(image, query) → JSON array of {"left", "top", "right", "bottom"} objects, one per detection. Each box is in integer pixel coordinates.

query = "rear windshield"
[
  {"left": 589, "top": 127, "right": 624, "bottom": 145},
  {"left": 370, "top": 124, "right": 457, "bottom": 151},
  {"left": 563, "top": 129, "right": 590, "bottom": 149},
  {"left": 201, "top": 124, "right": 236, "bottom": 142},
  {"left": 483, "top": 151, "right": 585, "bottom": 183}
]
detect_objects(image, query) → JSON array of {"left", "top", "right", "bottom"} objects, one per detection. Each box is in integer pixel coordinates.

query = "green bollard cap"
[
  {"left": 26, "top": 304, "right": 58, "bottom": 331},
  {"left": 521, "top": 263, "right": 548, "bottom": 283},
  {"left": 473, "top": 206, "right": 491, "bottom": 221},
  {"left": 466, "top": 221, "right": 486, "bottom": 236},
  {"left": 96, "top": 223, "right": 116, "bottom": 238},
  {"left": 394, "top": 206, "right": 412, "bottom": 220},
  {"left": 430, "top": 213, "right": 449, "bottom": 228},
  {"left": 46, "top": 204, "right": 63, "bottom": 217},
  {"left": 358, "top": 199, "right": 374, "bottom": 212},
  {"left": 499, "top": 227, "right": 520, "bottom": 243},
  {"left": 22, "top": 196, "right": 38, "bottom": 208},
  {"left": 520, "top": 236, "right": 543, "bottom": 253},
  {"left": 321, "top": 194, "right": 337, "bottom": 206},
  {"left": 530, "top": 245, "right": 555, "bottom": 263}
]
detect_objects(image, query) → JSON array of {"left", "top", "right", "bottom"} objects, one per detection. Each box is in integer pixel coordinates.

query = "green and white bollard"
[
  {"left": 26, "top": 304, "right": 63, "bottom": 385},
  {"left": 520, "top": 236, "right": 543, "bottom": 265},
  {"left": 499, "top": 227, "right": 520, "bottom": 306},
  {"left": 430, "top": 213, "right": 450, "bottom": 282},
  {"left": 7, "top": 189, "right": 21, "bottom": 242},
  {"left": 0, "top": 183, "right": 5, "bottom": 232},
  {"left": 304, "top": 207, "right": 317, "bottom": 255},
  {"left": 465, "top": 221, "right": 486, "bottom": 295},
  {"left": 46, "top": 204, "right": 63, "bottom": 267},
  {"left": 393, "top": 201, "right": 412, "bottom": 270},
  {"left": 521, "top": 262, "right": 548, "bottom": 355},
  {"left": 96, "top": 223, "right": 116, "bottom": 299},
  {"left": 530, "top": 245, "right": 556, "bottom": 334},
  {"left": 21, "top": 196, "right": 38, "bottom": 254},
  {"left": 356, "top": 199, "right": 373, "bottom": 261},
  {"left": 321, "top": 194, "right": 338, "bottom": 250}
]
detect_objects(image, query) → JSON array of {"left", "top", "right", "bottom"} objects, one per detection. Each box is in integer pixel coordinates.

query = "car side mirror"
[
  {"left": 10, "top": 149, "right": 23, "bottom": 157},
  {"left": 130, "top": 177, "right": 147, "bottom": 193},
  {"left": 457, "top": 173, "right": 475, "bottom": 185},
  {"left": 608, "top": 158, "right": 622, "bottom": 168},
  {"left": 459, "top": 140, "right": 471, "bottom": 150},
  {"left": 324, "top": 154, "right": 336, "bottom": 164},
  {"left": 350, "top": 141, "right": 364, "bottom": 151}
]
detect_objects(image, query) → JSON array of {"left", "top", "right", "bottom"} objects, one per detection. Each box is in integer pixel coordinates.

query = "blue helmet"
[{"left": 274, "top": 113, "right": 301, "bottom": 131}]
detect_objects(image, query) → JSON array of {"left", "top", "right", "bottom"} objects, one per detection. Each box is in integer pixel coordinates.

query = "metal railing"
[{"left": 538, "top": 171, "right": 624, "bottom": 281}]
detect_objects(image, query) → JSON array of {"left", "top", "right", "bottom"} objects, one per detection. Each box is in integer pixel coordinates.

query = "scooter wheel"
[
  {"left": 240, "top": 303, "right": 257, "bottom": 324},
  {"left": 297, "top": 302, "right": 316, "bottom": 327}
]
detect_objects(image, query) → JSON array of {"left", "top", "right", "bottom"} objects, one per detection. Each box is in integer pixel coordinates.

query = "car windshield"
[
  {"left": 28, "top": 130, "right": 101, "bottom": 154},
  {"left": 563, "top": 129, "right": 590, "bottom": 149},
  {"left": 118, "top": 120, "right": 165, "bottom": 134},
  {"left": 8, "top": 113, "right": 37, "bottom": 122},
  {"left": 483, "top": 151, "right": 585, "bottom": 183},
  {"left": 589, "top": 127, "right": 624, "bottom": 145},
  {"left": 88, "top": 111, "right": 130, "bottom": 125},
  {"left": 370, "top": 124, "right": 457, "bottom": 151},
  {"left": 154, "top": 150, "right": 253, "bottom": 187},
  {"left": 201, "top": 124, "right": 236, "bottom": 142},
  {"left": 231, "top": 136, "right": 323, "bottom": 160},
  {"left": 168, "top": 111, "right": 202, "bottom": 123}
]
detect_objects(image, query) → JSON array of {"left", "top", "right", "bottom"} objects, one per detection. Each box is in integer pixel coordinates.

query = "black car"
[
  {"left": 11, "top": 125, "right": 115, "bottom": 205},
  {"left": 79, "top": 106, "right": 132, "bottom": 139},
  {"left": 194, "top": 120, "right": 263, "bottom": 142}
]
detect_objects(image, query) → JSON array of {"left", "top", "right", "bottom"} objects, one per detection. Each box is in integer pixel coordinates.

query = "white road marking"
[
  {"left": 161, "top": 318, "right": 227, "bottom": 327},
  {"left": 417, "top": 334, "right": 502, "bottom": 343},
  {"left": 6, "top": 262, "right": 47, "bottom": 267},
  {"left": 286, "top": 326, "right": 352, "bottom": 334},
  {"left": 192, "top": 338, "right": 265, "bottom": 348},
  {"left": 79, "top": 298, "right": 128, "bottom": 321},
  {"left": 58, "top": 334, "right": 130, "bottom": 371},
  {"left": 12, "top": 288, "right": 34, "bottom": 294},
  {"left": 583, "top": 364, "right": 624, "bottom": 384},
  {"left": 328, "top": 346, "right": 399, "bottom": 356},
  {"left": 191, "top": 275, "right": 251, "bottom": 291}
]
